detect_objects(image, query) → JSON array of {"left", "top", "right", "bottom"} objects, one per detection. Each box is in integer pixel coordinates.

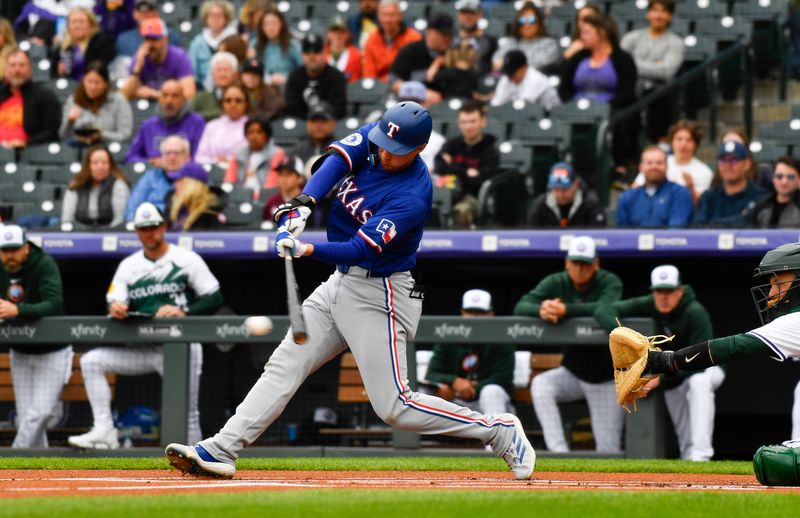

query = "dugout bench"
[{"left": 0, "top": 316, "right": 662, "bottom": 457}]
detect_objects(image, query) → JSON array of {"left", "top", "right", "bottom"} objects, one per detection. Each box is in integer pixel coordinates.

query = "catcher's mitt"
[{"left": 608, "top": 325, "right": 673, "bottom": 412}]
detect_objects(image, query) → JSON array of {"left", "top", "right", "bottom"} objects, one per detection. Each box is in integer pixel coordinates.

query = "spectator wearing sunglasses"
[
  {"left": 492, "top": 2, "right": 559, "bottom": 75},
  {"left": 750, "top": 157, "right": 800, "bottom": 228},
  {"left": 195, "top": 84, "right": 249, "bottom": 166}
]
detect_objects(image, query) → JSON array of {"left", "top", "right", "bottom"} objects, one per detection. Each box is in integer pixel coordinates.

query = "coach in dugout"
[
  {"left": 67, "top": 203, "right": 223, "bottom": 449},
  {"left": 0, "top": 225, "right": 71, "bottom": 448},
  {"left": 594, "top": 265, "right": 722, "bottom": 461},
  {"left": 514, "top": 236, "right": 624, "bottom": 453}
]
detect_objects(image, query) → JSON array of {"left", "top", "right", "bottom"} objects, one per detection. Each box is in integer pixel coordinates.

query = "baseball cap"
[
  {"left": 501, "top": 50, "right": 527, "bottom": 76},
  {"left": 462, "top": 289, "right": 492, "bottom": 313},
  {"left": 397, "top": 81, "right": 427, "bottom": 102},
  {"left": 242, "top": 58, "right": 264, "bottom": 76},
  {"left": 167, "top": 162, "right": 210, "bottom": 183},
  {"left": 566, "top": 236, "right": 596, "bottom": 263},
  {"left": 0, "top": 225, "right": 26, "bottom": 250},
  {"left": 301, "top": 33, "right": 324, "bottom": 53},
  {"left": 308, "top": 102, "right": 334, "bottom": 121},
  {"left": 328, "top": 16, "right": 348, "bottom": 31},
  {"left": 133, "top": 202, "right": 165, "bottom": 229},
  {"left": 650, "top": 265, "right": 681, "bottom": 290},
  {"left": 135, "top": 0, "right": 158, "bottom": 12},
  {"left": 717, "top": 140, "right": 748, "bottom": 160},
  {"left": 140, "top": 18, "right": 167, "bottom": 39},
  {"left": 455, "top": 0, "right": 482, "bottom": 13},
  {"left": 547, "top": 162, "right": 576, "bottom": 189},
  {"left": 428, "top": 13, "right": 454, "bottom": 34},
  {"left": 277, "top": 154, "right": 305, "bottom": 176}
]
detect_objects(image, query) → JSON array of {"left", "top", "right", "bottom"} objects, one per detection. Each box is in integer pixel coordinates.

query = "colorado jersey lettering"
[
  {"left": 107, "top": 244, "right": 220, "bottom": 314},
  {"left": 327, "top": 121, "right": 432, "bottom": 274}
]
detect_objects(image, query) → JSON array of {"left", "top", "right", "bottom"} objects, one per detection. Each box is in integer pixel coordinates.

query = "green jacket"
[
  {"left": 425, "top": 343, "right": 515, "bottom": 397},
  {"left": 514, "top": 269, "right": 623, "bottom": 383},
  {"left": 191, "top": 91, "right": 222, "bottom": 121},
  {"left": 593, "top": 285, "right": 714, "bottom": 389},
  {"left": 0, "top": 243, "right": 66, "bottom": 353}
]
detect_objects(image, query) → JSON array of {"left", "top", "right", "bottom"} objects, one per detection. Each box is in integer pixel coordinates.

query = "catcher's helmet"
[
  {"left": 751, "top": 242, "right": 800, "bottom": 324},
  {"left": 367, "top": 101, "right": 432, "bottom": 156}
]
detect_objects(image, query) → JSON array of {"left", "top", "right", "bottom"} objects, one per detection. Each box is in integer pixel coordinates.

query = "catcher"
[
  {"left": 594, "top": 265, "right": 723, "bottom": 461},
  {"left": 610, "top": 243, "right": 800, "bottom": 484}
]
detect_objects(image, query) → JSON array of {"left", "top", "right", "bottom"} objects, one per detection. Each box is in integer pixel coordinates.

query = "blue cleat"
[{"left": 165, "top": 443, "right": 236, "bottom": 479}]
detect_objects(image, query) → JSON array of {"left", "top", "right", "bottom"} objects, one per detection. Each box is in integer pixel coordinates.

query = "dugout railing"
[{"left": 0, "top": 316, "right": 665, "bottom": 458}]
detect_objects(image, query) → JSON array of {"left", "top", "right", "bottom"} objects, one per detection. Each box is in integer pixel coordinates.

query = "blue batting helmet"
[{"left": 367, "top": 101, "right": 432, "bottom": 156}]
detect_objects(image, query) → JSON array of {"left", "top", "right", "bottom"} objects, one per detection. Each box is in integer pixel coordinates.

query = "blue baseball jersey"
[{"left": 326, "top": 122, "right": 432, "bottom": 274}]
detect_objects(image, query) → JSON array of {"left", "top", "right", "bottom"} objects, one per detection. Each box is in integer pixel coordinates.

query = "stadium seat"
[
  {"left": 277, "top": 0, "right": 312, "bottom": 23},
  {"left": 31, "top": 58, "right": 51, "bottom": 83},
  {"left": 428, "top": 186, "right": 453, "bottom": 228},
  {"left": 224, "top": 200, "right": 263, "bottom": 227},
  {"left": 513, "top": 118, "right": 569, "bottom": 194},
  {"left": 550, "top": 100, "right": 610, "bottom": 183},
  {"left": 0, "top": 146, "right": 14, "bottom": 164},
  {"left": 427, "top": 101, "right": 461, "bottom": 138},
  {"left": 107, "top": 141, "right": 131, "bottom": 165},
  {"left": 346, "top": 79, "right": 390, "bottom": 118},
  {"left": 475, "top": 170, "right": 528, "bottom": 227},
  {"left": 160, "top": 2, "right": 193, "bottom": 26},
  {"left": 34, "top": 163, "right": 78, "bottom": 185},
  {"left": 205, "top": 163, "right": 227, "bottom": 186},
  {"left": 131, "top": 99, "right": 159, "bottom": 128},
  {"left": 749, "top": 140, "right": 789, "bottom": 166},
  {"left": 20, "top": 143, "right": 80, "bottom": 166},
  {"left": 309, "top": 1, "right": 358, "bottom": 20},
  {"left": 674, "top": 0, "right": 726, "bottom": 21},
  {"left": 735, "top": 0, "right": 787, "bottom": 78},
  {"left": 53, "top": 77, "right": 77, "bottom": 103},
  {"left": 487, "top": 101, "right": 546, "bottom": 143},
  {"left": 400, "top": 0, "right": 428, "bottom": 21},
  {"left": 757, "top": 120, "right": 800, "bottom": 151},
  {"left": 272, "top": 117, "right": 308, "bottom": 148},
  {"left": 497, "top": 140, "right": 533, "bottom": 175}
]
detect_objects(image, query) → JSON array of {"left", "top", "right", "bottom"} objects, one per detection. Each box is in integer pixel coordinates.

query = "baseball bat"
[{"left": 285, "top": 255, "right": 307, "bottom": 344}]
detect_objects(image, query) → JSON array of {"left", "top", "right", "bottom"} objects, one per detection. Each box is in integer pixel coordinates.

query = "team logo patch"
[
  {"left": 461, "top": 352, "right": 479, "bottom": 374},
  {"left": 376, "top": 219, "right": 397, "bottom": 244},
  {"left": 7, "top": 283, "right": 25, "bottom": 303},
  {"left": 659, "top": 271, "right": 669, "bottom": 280},
  {"left": 386, "top": 122, "right": 400, "bottom": 138},
  {"left": 3, "top": 232, "right": 12, "bottom": 241},
  {"left": 341, "top": 133, "right": 363, "bottom": 147}
]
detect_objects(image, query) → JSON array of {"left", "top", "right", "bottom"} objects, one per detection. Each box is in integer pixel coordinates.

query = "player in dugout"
[
  {"left": 594, "top": 265, "right": 724, "bottom": 461},
  {"left": 165, "top": 101, "right": 535, "bottom": 481},
  {"left": 0, "top": 225, "right": 71, "bottom": 448},
  {"left": 514, "top": 236, "right": 624, "bottom": 453},
  {"left": 68, "top": 202, "right": 223, "bottom": 449}
]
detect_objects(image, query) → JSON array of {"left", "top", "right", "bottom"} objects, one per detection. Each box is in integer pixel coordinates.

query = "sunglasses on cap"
[
  {"left": 774, "top": 173, "right": 799, "bottom": 181},
  {"left": 518, "top": 15, "right": 537, "bottom": 25}
]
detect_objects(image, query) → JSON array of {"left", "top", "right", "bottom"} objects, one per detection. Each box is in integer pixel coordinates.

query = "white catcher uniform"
[{"left": 74, "top": 244, "right": 220, "bottom": 446}]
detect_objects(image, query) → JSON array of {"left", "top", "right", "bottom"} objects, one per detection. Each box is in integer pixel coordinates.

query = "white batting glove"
[
  {"left": 276, "top": 231, "right": 308, "bottom": 258},
  {"left": 275, "top": 205, "right": 312, "bottom": 238}
]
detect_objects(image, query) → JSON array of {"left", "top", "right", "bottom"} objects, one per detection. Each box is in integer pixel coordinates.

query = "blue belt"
[{"left": 336, "top": 265, "right": 393, "bottom": 278}]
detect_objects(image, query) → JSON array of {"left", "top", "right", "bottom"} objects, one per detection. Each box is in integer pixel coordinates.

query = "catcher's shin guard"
[{"left": 753, "top": 443, "right": 800, "bottom": 486}]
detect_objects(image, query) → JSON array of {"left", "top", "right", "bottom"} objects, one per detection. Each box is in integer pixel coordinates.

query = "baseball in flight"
[{"left": 244, "top": 316, "right": 273, "bottom": 336}]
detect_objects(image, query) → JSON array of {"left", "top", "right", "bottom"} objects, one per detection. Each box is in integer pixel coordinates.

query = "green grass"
[
  {"left": 0, "top": 457, "right": 753, "bottom": 475},
  {"left": 1, "top": 490, "right": 799, "bottom": 518}
]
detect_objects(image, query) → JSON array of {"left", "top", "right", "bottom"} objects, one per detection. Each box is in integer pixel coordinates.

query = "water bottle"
[
  {"left": 287, "top": 423, "right": 298, "bottom": 444},
  {"left": 60, "top": 49, "right": 73, "bottom": 78}
]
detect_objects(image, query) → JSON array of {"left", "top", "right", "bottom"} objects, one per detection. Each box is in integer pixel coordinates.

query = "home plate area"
[{"left": 0, "top": 470, "right": 793, "bottom": 497}]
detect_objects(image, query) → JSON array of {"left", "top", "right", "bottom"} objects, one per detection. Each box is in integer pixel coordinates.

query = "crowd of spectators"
[{"left": 0, "top": 0, "right": 795, "bottom": 232}]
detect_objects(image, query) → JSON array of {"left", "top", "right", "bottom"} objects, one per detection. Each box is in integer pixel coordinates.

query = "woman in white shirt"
[{"left": 633, "top": 120, "right": 713, "bottom": 203}]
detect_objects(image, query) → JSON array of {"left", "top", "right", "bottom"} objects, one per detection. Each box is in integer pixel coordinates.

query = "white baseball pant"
[
  {"left": 200, "top": 268, "right": 517, "bottom": 463},
  {"left": 80, "top": 344, "right": 203, "bottom": 444},
  {"left": 663, "top": 366, "right": 725, "bottom": 461},
  {"left": 420, "top": 383, "right": 514, "bottom": 416},
  {"left": 791, "top": 380, "right": 800, "bottom": 440},
  {"left": 10, "top": 347, "right": 73, "bottom": 448},
  {"left": 531, "top": 366, "right": 624, "bottom": 453}
]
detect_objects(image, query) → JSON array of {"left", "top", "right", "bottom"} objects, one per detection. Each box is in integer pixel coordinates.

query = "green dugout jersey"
[{"left": 107, "top": 244, "right": 220, "bottom": 314}]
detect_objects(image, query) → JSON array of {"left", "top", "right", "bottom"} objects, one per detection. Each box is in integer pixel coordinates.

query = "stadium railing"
[{"left": 0, "top": 316, "right": 665, "bottom": 457}]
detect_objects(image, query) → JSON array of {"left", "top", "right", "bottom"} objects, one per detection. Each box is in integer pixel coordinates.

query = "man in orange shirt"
[
  {"left": 362, "top": 0, "right": 421, "bottom": 81},
  {"left": 0, "top": 50, "right": 61, "bottom": 148}
]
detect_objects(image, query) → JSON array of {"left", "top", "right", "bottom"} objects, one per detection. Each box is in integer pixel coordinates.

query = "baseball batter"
[
  {"left": 68, "top": 203, "right": 223, "bottom": 449},
  {"left": 165, "top": 101, "right": 534, "bottom": 480}
]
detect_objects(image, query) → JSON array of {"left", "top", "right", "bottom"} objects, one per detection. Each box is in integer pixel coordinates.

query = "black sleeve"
[
  {"left": 87, "top": 32, "right": 117, "bottom": 68},
  {"left": 558, "top": 51, "right": 584, "bottom": 102},
  {"left": 27, "top": 86, "right": 62, "bottom": 144},
  {"left": 389, "top": 44, "right": 415, "bottom": 80},
  {"left": 609, "top": 48, "right": 638, "bottom": 109},
  {"left": 282, "top": 70, "right": 304, "bottom": 118},
  {"left": 327, "top": 69, "right": 347, "bottom": 119}
]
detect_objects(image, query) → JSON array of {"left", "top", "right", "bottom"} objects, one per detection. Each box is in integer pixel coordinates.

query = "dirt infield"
[{"left": 0, "top": 470, "right": 793, "bottom": 498}]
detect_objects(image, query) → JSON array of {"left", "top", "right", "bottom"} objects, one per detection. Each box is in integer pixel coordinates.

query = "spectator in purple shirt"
[
  {"left": 122, "top": 18, "right": 196, "bottom": 100},
  {"left": 125, "top": 80, "right": 205, "bottom": 164},
  {"left": 94, "top": 0, "right": 137, "bottom": 41}
]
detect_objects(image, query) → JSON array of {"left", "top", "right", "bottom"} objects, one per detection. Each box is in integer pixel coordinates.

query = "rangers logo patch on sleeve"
[
  {"left": 341, "top": 133, "right": 363, "bottom": 146},
  {"left": 376, "top": 219, "right": 397, "bottom": 244}
]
